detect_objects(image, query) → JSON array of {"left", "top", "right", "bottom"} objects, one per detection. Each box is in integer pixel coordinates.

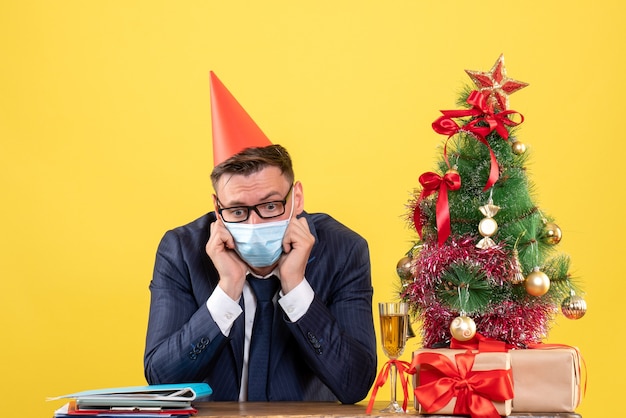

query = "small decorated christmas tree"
[{"left": 399, "top": 55, "right": 587, "bottom": 349}]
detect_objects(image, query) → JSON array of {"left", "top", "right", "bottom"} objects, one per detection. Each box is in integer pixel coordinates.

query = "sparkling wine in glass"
[{"left": 378, "top": 302, "right": 409, "bottom": 413}]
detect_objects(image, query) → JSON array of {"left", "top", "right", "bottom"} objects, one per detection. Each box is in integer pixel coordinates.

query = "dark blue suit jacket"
[{"left": 144, "top": 211, "right": 377, "bottom": 403}]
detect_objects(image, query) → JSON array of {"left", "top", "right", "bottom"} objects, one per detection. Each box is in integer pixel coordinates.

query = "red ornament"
[{"left": 465, "top": 54, "right": 528, "bottom": 111}]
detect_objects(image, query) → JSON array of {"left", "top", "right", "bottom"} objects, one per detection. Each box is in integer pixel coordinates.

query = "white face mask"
[{"left": 224, "top": 192, "right": 295, "bottom": 268}]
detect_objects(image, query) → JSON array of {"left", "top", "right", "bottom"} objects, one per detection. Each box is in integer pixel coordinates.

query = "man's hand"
[
  {"left": 206, "top": 219, "right": 247, "bottom": 300},
  {"left": 278, "top": 216, "right": 314, "bottom": 293}
]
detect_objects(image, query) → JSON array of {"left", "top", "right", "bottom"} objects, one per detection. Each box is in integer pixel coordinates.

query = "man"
[{"left": 143, "top": 73, "right": 377, "bottom": 403}]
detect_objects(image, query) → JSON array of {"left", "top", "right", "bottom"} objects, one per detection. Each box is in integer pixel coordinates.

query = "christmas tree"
[{"left": 399, "top": 55, "right": 587, "bottom": 349}]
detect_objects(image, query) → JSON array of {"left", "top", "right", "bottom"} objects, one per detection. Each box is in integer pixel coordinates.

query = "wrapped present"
[
  {"left": 410, "top": 349, "right": 513, "bottom": 418},
  {"left": 449, "top": 336, "right": 584, "bottom": 413},
  {"left": 510, "top": 346, "right": 583, "bottom": 412}
]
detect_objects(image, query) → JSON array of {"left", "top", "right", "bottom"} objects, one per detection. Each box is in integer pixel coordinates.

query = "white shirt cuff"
[
  {"left": 278, "top": 278, "right": 314, "bottom": 322},
  {"left": 206, "top": 285, "right": 243, "bottom": 336}
]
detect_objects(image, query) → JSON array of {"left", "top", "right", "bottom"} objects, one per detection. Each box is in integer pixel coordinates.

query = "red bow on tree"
[
  {"left": 413, "top": 170, "right": 461, "bottom": 247},
  {"left": 432, "top": 90, "right": 523, "bottom": 191}
]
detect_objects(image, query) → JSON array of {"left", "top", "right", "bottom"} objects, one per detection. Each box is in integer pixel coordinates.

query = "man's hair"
[{"left": 210, "top": 144, "right": 295, "bottom": 189}]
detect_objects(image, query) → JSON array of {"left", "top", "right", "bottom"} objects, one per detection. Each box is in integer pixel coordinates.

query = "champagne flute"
[{"left": 378, "top": 302, "right": 409, "bottom": 413}]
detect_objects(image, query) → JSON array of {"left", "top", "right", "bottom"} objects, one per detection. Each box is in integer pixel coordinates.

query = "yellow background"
[{"left": 1, "top": 1, "right": 622, "bottom": 416}]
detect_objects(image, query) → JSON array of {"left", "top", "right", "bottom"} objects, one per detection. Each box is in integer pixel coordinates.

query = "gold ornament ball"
[
  {"left": 449, "top": 315, "right": 477, "bottom": 341},
  {"left": 542, "top": 222, "right": 563, "bottom": 245},
  {"left": 396, "top": 256, "right": 413, "bottom": 280},
  {"left": 561, "top": 295, "right": 587, "bottom": 320},
  {"left": 512, "top": 141, "right": 527, "bottom": 155},
  {"left": 478, "top": 217, "right": 498, "bottom": 237},
  {"left": 525, "top": 268, "right": 550, "bottom": 296}
]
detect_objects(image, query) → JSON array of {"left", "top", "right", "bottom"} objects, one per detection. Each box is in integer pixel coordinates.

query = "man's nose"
[{"left": 247, "top": 209, "right": 263, "bottom": 224}]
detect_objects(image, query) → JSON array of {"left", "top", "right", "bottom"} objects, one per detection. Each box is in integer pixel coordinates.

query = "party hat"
[{"left": 210, "top": 71, "right": 272, "bottom": 166}]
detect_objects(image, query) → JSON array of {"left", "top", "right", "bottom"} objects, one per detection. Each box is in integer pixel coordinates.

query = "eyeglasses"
[{"left": 217, "top": 184, "right": 293, "bottom": 223}]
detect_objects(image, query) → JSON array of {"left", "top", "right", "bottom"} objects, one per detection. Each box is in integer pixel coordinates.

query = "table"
[{"left": 192, "top": 402, "right": 582, "bottom": 417}]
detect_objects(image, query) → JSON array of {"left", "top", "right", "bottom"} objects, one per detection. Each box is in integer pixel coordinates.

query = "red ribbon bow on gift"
[
  {"left": 413, "top": 170, "right": 461, "bottom": 247},
  {"left": 432, "top": 90, "right": 524, "bottom": 191},
  {"left": 410, "top": 350, "right": 514, "bottom": 418},
  {"left": 365, "top": 359, "right": 411, "bottom": 414}
]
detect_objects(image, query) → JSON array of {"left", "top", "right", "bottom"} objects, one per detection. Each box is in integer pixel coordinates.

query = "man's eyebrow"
[{"left": 223, "top": 191, "right": 282, "bottom": 207}]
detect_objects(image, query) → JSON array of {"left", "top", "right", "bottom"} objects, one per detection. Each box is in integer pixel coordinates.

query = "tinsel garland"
[{"left": 401, "top": 236, "right": 557, "bottom": 348}]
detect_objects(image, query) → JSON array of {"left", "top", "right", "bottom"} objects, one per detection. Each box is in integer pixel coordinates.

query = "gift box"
[
  {"left": 509, "top": 347, "right": 582, "bottom": 412},
  {"left": 412, "top": 346, "right": 583, "bottom": 415},
  {"left": 411, "top": 349, "right": 513, "bottom": 417}
]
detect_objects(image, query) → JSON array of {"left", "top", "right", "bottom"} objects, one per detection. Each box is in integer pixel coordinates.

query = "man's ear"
[
  {"left": 212, "top": 194, "right": 221, "bottom": 217},
  {"left": 293, "top": 181, "right": 305, "bottom": 215}
]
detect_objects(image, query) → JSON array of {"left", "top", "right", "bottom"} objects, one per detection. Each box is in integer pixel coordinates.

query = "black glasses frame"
[{"left": 217, "top": 184, "right": 293, "bottom": 223}]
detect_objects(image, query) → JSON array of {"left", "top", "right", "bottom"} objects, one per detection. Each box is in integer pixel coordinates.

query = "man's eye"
[
  {"left": 228, "top": 208, "right": 247, "bottom": 218},
  {"left": 263, "top": 202, "right": 278, "bottom": 211}
]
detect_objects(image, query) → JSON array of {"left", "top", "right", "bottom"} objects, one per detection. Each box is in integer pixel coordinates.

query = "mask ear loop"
[{"left": 286, "top": 183, "right": 296, "bottom": 222}]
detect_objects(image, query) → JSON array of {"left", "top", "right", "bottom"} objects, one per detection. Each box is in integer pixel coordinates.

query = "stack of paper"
[{"left": 49, "top": 383, "right": 212, "bottom": 417}]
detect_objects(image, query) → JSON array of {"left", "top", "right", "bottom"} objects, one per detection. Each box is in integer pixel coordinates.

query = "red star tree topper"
[{"left": 465, "top": 54, "right": 528, "bottom": 111}]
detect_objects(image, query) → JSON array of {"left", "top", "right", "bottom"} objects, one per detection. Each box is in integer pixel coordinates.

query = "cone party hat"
[{"left": 210, "top": 72, "right": 272, "bottom": 166}]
